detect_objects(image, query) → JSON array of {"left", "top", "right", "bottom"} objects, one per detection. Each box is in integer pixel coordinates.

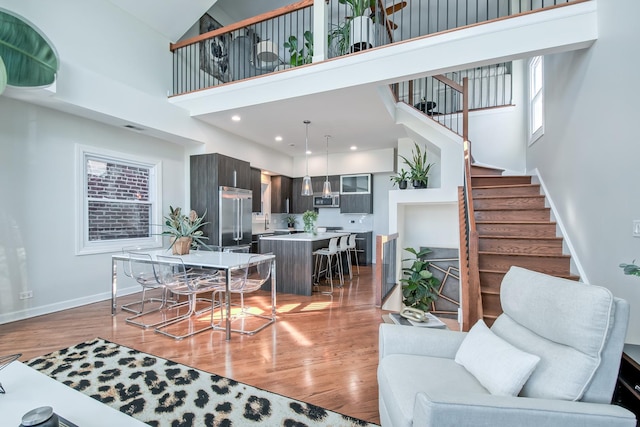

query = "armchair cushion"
[
  {"left": 455, "top": 319, "right": 540, "bottom": 396},
  {"left": 493, "top": 267, "right": 615, "bottom": 401}
]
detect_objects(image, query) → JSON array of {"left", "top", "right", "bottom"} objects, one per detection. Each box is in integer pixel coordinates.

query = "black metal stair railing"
[{"left": 393, "top": 62, "right": 513, "bottom": 136}]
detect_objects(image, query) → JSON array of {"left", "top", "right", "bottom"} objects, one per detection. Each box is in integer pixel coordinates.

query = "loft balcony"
[{"left": 170, "top": 0, "right": 595, "bottom": 118}]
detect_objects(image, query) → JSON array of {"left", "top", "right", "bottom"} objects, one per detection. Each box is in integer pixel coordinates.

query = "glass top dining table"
[{"left": 111, "top": 249, "right": 276, "bottom": 340}]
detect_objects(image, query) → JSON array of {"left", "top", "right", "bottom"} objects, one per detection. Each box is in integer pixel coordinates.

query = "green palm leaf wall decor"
[
  {"left": 0, "top": 56, "right": 6, "bottom": 94},
  {"left": 0, "top": 10, "right": 58, "bottom": 88}
]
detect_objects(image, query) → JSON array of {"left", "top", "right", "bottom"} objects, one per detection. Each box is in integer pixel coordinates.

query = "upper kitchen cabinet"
[
  {"left": 217, "top": 153, "right": 251, "bottom": 189},
  {"left": 340, "top": 174, "right": 373, "bottom": 214},
  {"left": 313, "top": 175, "right": 340, "bottom": 193},
  {"left": 271, "top": 175, "right": 292, "bottom": 214},
  {"left": 251, "top": 167, "right": 262, "bottom": 213},
  {"left": 292, "top": 178, "right": 313, "bottom": 213}
]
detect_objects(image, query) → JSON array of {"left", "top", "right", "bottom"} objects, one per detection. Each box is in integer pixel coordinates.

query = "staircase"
[{"left": 469, "top": 165, "right": 579, "bottom": 326}]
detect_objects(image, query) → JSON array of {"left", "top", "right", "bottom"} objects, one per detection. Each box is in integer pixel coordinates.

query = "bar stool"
[
  {"left": 313, "top": 237, "right": 343, "bottom": 294},
  {"left": 338, "top": 234, "right": 352, "bottom": 280},
  {"left": 347, "top": 234, "right": 360, "bottom": 276}
]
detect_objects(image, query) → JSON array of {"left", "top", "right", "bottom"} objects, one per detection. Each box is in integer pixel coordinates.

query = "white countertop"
[{"left": 259, "top": 231, "right": 350, "bottom": 242}]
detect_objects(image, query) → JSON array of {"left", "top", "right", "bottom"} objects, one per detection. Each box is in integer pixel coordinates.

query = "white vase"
[{"left": 349, "top": 16, "right": 375, "bottom": 53}]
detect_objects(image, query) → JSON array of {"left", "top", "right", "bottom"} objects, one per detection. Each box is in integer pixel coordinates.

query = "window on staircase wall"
[
  {"left": 528, "top": 56, "right": 544, "bottom": 145},
  {"left": 76, "top": 145, "right": 163, "bottom": 255}
]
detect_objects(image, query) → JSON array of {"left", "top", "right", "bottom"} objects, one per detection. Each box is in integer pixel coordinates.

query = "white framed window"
[
  {"left": 76, "top": 145, "right": 163, "bottom": 255},
  {"left": 528, "top": 56, "right": 544, "bottom": 144}
]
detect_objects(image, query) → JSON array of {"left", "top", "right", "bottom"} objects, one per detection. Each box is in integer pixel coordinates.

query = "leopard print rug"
[{"left": 27, "top": 338, "right": 377, "bottom": 427}]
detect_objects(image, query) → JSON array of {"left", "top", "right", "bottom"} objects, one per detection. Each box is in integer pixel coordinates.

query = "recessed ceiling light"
[
  {"left": 350, "top": 146, "right": 358, "bottom": 151},
  {"left": 306, "top": 150, "right": 312, "bottom": 155},
  {"left": 275, "top": 136, "right": 283, "bottom": 142},
  {"left": 231, "top": 115, "right": 241, "bottom": 121}
]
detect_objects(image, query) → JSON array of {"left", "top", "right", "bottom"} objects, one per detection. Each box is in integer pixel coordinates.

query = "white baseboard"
[
  {"left": 0, "top": 284, "right": 141, "bottom": 325},
  {"left": 529, "top": 168, "right": 589, "bottom": 283}
]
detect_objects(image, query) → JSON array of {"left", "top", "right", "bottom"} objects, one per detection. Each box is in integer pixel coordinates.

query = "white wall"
[
  {"left": 0, "top": 97, "right": 187, "bottom": 323},
  {"left": 526, "top": 0, "right": 640, "bottom": 344}
]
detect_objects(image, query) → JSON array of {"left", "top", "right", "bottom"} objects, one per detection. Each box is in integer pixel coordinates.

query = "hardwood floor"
[{"left": 0, "top": 266, "right": 384, "bottom": 424}]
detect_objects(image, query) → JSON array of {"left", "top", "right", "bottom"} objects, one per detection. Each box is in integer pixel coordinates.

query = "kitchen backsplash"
[{"left": 253, "top": 210, "right": 373, "bottom": 233}]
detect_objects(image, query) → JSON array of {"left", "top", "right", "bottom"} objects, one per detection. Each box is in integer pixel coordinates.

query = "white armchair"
[{"left": 378, "top": 266, "right": 637, "bottom": 427}]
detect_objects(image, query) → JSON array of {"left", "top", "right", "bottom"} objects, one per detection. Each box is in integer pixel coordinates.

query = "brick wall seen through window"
[{"left": 86, "top": 158, "right": 152, "bottom": 241}]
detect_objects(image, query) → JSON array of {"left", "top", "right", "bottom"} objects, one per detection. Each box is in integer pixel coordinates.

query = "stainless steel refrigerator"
[{"left": 219, "top": 186, "right": 252, "bottom": 250}]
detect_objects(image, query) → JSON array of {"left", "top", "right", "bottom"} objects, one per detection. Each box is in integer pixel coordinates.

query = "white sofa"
[{"left": 378, "top": 266, "right": 637, "bottom": 427}]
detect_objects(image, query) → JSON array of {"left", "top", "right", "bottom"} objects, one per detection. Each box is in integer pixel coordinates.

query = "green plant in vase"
[
  {"left": 302, "top": 210, "right": 318, "bottom": 234},
  {"left": 400, "top": 142, "right": 434, "bottom": 189},
  {"left": 390, "top": 168, "right": 409, "bottom": 189},
  {"left": 400, "top": 247, "right": 441, "bottom": 312},
  {"left": 285, "top": 214, "right": 298, "bottom": 229},
  {"left": 620, "top": 260, "right": 640, "bottom": 277},
  {"left": 162, "top": 206, "right": 209, "bottom": 254}
]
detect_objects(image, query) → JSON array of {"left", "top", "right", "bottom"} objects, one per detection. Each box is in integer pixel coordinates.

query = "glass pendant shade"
[
  {"left": 301, "top": 120, "right": 313, "bottom": 196},
  {"left": 322, "top": 135, "right": 332, "bottom": 197},
  {"left": 302, "top": 175, "right": 313, "bottom": 196},
  {"left": 322, "top": 180, "right": 332, "bottom": 197}
]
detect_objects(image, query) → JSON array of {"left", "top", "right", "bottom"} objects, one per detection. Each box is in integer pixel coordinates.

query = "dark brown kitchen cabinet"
[
  {"left": 190, "top": 153, "right": 251, "bottom": 246},
  {"left": 292, "top": 177, "right": 313, "bottom": 213},
  {"left": 216, "top": 153, "right": 251, "bottom": 189},
  {"left": 251, "top": 167, "right": 262, "bottom": 213},
  {"left": 340, "top": 174, "right": 373, "bottom": 214},
  {"left": 354, "top": 231, "right": 373, "bottom": 265},
  {"left": 271, "top": 175, "right": 292, "bottom": 213},
  {"left": 340, "top": 194, "right": 373, "bottom": 214}
]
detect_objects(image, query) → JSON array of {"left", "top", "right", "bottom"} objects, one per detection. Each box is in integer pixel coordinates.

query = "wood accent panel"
[
  {"left": 0, "top": 265, "right": 383, "bottom": 425},
  {"left": 259, "top": 238, "right": 314, "bottom": 296}
]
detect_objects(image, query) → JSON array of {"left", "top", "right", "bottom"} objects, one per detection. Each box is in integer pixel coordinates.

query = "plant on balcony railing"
[{"left": 284, "top": 31, "right": 314, "bottom": 66}]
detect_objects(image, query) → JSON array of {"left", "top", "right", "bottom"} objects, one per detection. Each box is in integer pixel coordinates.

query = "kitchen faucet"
[{"left": 264, "top": 213, "right": 269, "bottom": 230}]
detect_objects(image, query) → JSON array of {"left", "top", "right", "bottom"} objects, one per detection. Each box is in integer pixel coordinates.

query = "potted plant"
[
  {"left": 620, "top": 260, "right": 640, "bottom": 277},
  {"left": 400, "top": 247, "right": 441, "bottom": 312},
  {"left": 329, "top": 0, "right": 377, "bottom": 56},
  {"left": 283, "top": 31, "right": 313, "bottom": 67},
  {"left": 162, "top": 206, "right": 209, "bottom": 255},
  {"left": 285, "top": 214, "right": 297, "bottom": 229},
  {"left": 302, "top": 209, "right": 318, "bottom": 234},
  {"left": 390, "top": 168, "right": 409, "bottom": 189},
  {"left": 400, "top": 142, "right": 434, "bottom": 189}
]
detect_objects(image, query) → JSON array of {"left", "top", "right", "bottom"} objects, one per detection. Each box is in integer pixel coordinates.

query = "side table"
[{"left": 613, "top": 343, "right": 640, "bottom": 426}]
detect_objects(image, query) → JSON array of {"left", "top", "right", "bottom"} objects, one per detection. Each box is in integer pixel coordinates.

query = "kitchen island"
[{"left": 259, "top": 232, "right": 350, "bottom": 295}]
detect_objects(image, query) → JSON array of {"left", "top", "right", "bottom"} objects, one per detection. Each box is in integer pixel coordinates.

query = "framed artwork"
[{"left": 199, "top": 13, "right": 231, "bottom": 83}]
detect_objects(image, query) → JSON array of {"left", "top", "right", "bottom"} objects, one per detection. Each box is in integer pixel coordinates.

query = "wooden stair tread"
[
  {"left": 473, "top": 184, "right": 540, "bottom": 190},
  {"left": 479, "top": 268, "right": 579, "bottom": 279},
  {"left": 476, "top": 220, "right": 557, "bottom": 225},
  {"left": 479, "top": 251, "right": 570, "bottom": 259},
  {"left": 479, "top": 235, "right": 562, "bottom": 241},
  {"left": 474, "top": 194, "right": 545, "bottom": 200}
]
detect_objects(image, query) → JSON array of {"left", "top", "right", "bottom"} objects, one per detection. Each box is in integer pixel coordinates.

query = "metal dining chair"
[
  {"left": 212, "top": 255, "right": 275, "bottom": 335},
  {"left": 154, "top": 255, "right": 226, "bottom": 340}
]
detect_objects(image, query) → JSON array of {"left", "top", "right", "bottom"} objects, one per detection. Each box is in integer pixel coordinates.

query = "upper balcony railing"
[{"left": 170, "top": 0, "right": 582, "bottom": 96}]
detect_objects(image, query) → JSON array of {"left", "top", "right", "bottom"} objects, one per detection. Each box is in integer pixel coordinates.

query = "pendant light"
[
  {"left": 301, "top": 120, "right": 313, "bottom": 196},
  {"left": 322, "top": 135, "right": 332, "bottom": 197}
]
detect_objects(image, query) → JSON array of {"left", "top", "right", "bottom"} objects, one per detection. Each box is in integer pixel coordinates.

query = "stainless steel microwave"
[{"left": 313, "top": 193, "right": 340, "bottom": 208}]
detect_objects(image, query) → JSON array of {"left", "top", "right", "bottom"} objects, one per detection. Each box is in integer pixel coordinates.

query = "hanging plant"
[{"left": 0, "top": 10, "right": 59, "bottom": 87}]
